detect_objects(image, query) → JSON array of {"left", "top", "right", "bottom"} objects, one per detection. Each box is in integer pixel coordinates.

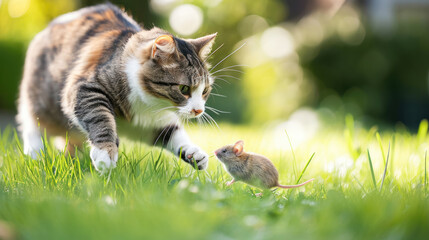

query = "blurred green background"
[{"left": 0, "top": 0, "right": 429, "bottom": 129}]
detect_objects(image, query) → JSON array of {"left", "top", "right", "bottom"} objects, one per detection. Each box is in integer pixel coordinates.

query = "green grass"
[{"left": 1, "top": 118, "right": 429, "bottom": 240}]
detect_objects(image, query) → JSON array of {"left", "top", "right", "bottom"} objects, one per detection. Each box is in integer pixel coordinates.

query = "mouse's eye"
[{"left": 222, "top": 149, "right": 227, "bottom": 153}]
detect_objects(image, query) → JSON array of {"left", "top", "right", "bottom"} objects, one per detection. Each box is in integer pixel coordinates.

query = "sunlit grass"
[{"left": 1, "top": 117, "right": 429, "bottom": 239}]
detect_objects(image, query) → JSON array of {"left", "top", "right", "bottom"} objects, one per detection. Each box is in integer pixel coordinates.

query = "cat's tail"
[{"left": 277, "top": 178, "right": 314, "bottom": 189}]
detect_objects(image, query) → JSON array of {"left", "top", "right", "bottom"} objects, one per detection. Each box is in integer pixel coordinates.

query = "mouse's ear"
[{"left": 233, "top": 140, "right": 244, "bottom": 156}]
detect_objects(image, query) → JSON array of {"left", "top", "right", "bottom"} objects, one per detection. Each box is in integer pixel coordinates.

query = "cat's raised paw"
[
  {"left": 181, "top": 146, "right": 209, "bottom": 170},
  {"left": 90, "top": 146, "right": 118, "bottom": 174}
]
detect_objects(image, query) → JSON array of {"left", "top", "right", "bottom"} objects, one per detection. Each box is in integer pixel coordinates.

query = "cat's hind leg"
[{"left": 17, "top": 102, "right": 43, "bottom": 159}]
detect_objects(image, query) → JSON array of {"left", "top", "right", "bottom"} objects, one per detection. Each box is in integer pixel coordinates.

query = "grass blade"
[
  {"left": 390, "top": 134, "right": 396, "bottom": 176},
  {"left": 417, "top": 119, "right": 428, "bottom": 144},
  {"left": 425, "top": 150, "right": 428, "bottom": 192},
  {"left": 285, "top": 130, "right": 298, "bottom": 180},
  {"left": 353, "top": 175, "right": 367, "bottom": 195},
  {"left": 367, "top": 149, "right": 377, "bottom": 190},
  {"left": 296, "top": 152, "right": 315, "bottom": 184},
  {"left": 344, "top": 114, "right": 358, "bottom": 160},
  {"left": 376, "top": 132, "right": 386, "bottom": 165},
  {"left": 154, "top": 148, "right": 164, "bottom": 171},
  {"left": 379, "top": 142, "right": 390, "bottom": 192}
]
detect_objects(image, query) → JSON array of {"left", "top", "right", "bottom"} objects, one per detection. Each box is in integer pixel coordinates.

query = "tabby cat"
[{"left": 17, "top": 3, "right": 217, "bottom": 173}]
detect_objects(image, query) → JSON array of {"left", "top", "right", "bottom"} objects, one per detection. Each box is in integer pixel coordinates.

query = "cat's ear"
[
  {"left": 233, "top": 140, "right": 244, "bottom": 156},
  {"left": 151, "top": 35, "right": 176, "bottom": 59},
  {"left": 189, "top": 33, "right": 217, "bottom": 60}
]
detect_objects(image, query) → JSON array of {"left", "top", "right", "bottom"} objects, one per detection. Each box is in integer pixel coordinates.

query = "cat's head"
[{"left": 126, "top": 28, "right": 217, "bottom": 119}]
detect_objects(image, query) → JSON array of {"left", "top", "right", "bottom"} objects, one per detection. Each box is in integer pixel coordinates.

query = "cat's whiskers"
[
  {"left": 199, "top": 115, "right": 207, "bottom": 127},
  {"left": 163, "top": 119, "right": 180, "bottom": 152},
  {"left": 164, "top": 118, "right": 181, "bottom": 150},
  {"left": 211, "top": 82, "right": 222, "bottom": 91},
  {"left": 209, "top": 64, "right": 246, "bottom": 75},
  {"left": 196, "top": 116, "right": 202, "bottom": 127},
  {"left": 154, "top": 111, "right": 180, "bottom": 146},
  {"left": 211, "top": 68, "right": 244, "bottom": 75},
  {"left": 211, "top": 74, "right": 242, "bottom": 85},
  {"left": 213, "top": 74, "right": 241, "bottom": 81},
  {"left": 196, "top": 113, "right": 208, "bottom": 127},
  {"left": 212, "top": 77, "right": 231, "bottom": 84},
  {"left": 205, "top": 107, "right": 219, "bottom": 116},
  {"left": 209, "top": 93, "right": 226, "bottom": 98},
  {"left": 162, "top": 121, "right": 178, "bottom": 148},
  {"left": 209, "top": 42, "right": 246, "bottom": 73},
  {"left": 202, "top": 115, "right": 214, "bottom": 129},
  {"left": 154, "top": 124, "right": 169, "bottom": 146},
  {"left": 136, "top": 102, "right": 162, "bottom": 115},
  {"left": 203, "top": 43, "right": 224, "bottom": 63},
  {"left": 185, "top": 117, "right": 193, "bottom": 128},
  {"left": 152, "top": 106, "right": 177, "bottom": 114},
  {"left": 203, "top": 112, "right": 220, "bottom": 130},
  {"left": 184, "top": 117, "right": 188, "bottom": 128},
  {"left": 206, "top": 106, "right": 230, "bottom": 115}
]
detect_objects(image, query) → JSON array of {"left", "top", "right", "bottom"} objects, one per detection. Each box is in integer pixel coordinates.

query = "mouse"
[{"left": 214, "top": 140, "right": 314, "bottom": 190}]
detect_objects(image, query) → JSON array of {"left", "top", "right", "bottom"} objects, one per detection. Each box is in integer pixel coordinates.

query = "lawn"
[{"left": 1, "top": 116, "right": 429, "bottom": 240}]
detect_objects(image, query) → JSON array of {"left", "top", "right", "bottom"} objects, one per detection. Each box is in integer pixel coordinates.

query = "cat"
[{"left": 17, "top": 3, "right": 217, "bottom": 173}]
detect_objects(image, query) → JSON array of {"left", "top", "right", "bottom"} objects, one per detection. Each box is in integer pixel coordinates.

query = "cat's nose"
[{"left": 192, "top": 109, "right": 203, "bottom": 116}]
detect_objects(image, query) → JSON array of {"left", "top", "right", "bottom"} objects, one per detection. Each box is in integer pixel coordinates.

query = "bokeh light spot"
[
  {"left": 150, "top": 0, "right": 177, "bottom": 14},
  {"left": 234, "top": 37, "right": 267, "bottom": 67},
  {"left": 169, "top": 4, "right": 203, "bottom": 36},
  {"left": 204, "top": 0, "right": 222, "bottom": 7},
  {"left": 238, "top": 15, "right": 268, "bottom": 37},
  {"left": 260, "top": 27, "right": 294, "bottom": 58},
  {"left": 8, "top": 0, "right": 30, "bottom": 18},
  {"left": 297, "top": 16, "right": 324, "bottom": 47},
  {"left": 336, "top": 8, "right": 365, "bottom": 45},
  {"left": 273, "top": 108, "right": 320, "bottom": 149}
]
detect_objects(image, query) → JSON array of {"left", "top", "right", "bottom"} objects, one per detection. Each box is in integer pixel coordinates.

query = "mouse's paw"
[
  {"left": 226, "top": 179, "right": 235, "bottom": 186},
  {"left": 90, "top": 143, "right": 118, "bottom": 174},
  {"left": 179, "top": 145, "right": 209, "bottom": 170}
]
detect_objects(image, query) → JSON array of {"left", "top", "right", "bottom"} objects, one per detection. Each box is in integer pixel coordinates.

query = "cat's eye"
[
  {"left": 203, "top": 87, "right": 209, "bottom": 95},
  {"left": 179, "top": 85, "right": 190, "bottom": 96}
]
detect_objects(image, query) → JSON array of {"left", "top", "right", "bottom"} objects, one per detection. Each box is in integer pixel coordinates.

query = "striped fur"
[{"left": 17, "top": 3, "right": 217, "bottom": 172}]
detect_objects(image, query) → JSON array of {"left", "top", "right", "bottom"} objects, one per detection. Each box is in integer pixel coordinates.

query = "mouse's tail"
[{"left": 277, "top": 178, "right": 314, "bottom": 189}]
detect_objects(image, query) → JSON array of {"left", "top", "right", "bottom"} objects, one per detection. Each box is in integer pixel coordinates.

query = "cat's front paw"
[
  {"left": 179, "top": 145, "right": 209, "bottom": 170},
  {"left": 90, "top": 145, "right": 118, "bottom": 174}
]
